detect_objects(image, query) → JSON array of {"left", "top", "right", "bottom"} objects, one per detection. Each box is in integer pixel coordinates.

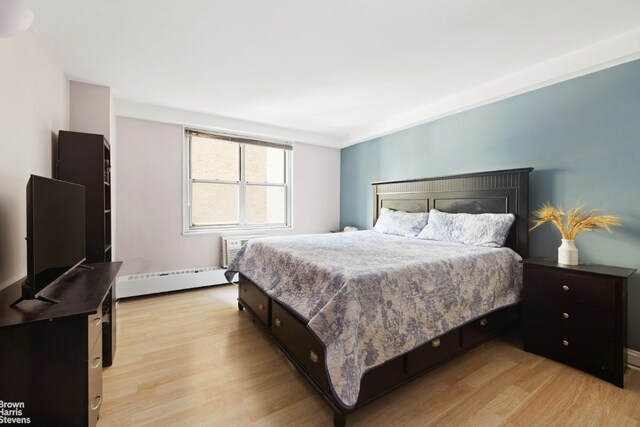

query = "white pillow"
[
  {"left": 416, "top": 209, "right": 515, "bottom": 247},
  {"left": 373, "top": 208, "right": 429, "bottom": 238}
]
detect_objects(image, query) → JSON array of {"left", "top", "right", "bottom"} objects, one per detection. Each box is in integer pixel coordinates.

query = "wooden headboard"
[{"left": 372, "top": 168, "right": 534, "bottom": 258}]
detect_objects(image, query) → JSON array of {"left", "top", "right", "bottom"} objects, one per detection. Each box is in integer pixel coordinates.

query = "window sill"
[{"left": 183, "top": 225, "right": 292, "bottom": 235}]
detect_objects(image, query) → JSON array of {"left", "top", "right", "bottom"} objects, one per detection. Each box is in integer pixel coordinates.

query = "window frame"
[{"left": 182, "top": 127, "right": 293, "bottom": 234}]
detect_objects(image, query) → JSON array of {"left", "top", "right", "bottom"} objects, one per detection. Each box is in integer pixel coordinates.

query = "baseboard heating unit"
[{"left": 116, "top": 267, "right": 233, "bottom": 299}]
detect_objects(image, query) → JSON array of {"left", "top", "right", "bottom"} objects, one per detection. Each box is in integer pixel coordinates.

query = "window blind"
[{"left": 186, "top": 129, "right": 293, "bottom": 151}]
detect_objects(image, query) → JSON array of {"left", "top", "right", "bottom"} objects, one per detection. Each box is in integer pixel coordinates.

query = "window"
[{"left": 184, "top": 129, "right": 292, "bottom": 232}]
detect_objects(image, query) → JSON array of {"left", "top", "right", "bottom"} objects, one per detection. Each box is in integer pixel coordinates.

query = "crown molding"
[
  {"left": 114, "top": 99, "right": 343, "bottom": 149},
  {"left": 343, "top": 28, "right": 640, "bottom": 148}
]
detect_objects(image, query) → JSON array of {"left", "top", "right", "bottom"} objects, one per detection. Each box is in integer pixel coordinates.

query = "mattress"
[{"left": 225, "top": 230, "right": 522, "bottom": 408}]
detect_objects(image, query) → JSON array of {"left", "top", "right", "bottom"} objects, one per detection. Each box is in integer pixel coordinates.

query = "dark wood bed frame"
[{"left": 237, "top": 168, "right": 533, "bottom": 426}]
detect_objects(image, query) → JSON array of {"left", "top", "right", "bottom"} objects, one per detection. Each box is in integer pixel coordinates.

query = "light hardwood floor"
[{"left": 99, "top": 284, "right": 640, "bottom": 427}]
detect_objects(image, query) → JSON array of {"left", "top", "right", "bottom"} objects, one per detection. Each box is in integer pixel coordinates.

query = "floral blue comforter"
[{"left": 225, "top": 231, "right": 522, "bottom": 408}]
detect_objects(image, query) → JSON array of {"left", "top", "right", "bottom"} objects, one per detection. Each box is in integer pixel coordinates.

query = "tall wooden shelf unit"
[{"left": 57, "top": 130, "right": 112, "bottom": 263}]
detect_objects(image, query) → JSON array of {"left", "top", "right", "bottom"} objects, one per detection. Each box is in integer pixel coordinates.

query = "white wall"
[
  {"left": 0, "top": 31, "right": 69, "bottom": 290},
  {"left": 69, "top": 81, "right": 111, "bottom": 140},
  {"left": 115, "top": 117, "right": 340, "bottom": 276},
  {"left": 68, "top": 81, "right": 117, "bottom": 259}
]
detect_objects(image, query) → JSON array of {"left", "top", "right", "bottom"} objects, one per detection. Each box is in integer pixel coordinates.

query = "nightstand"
[{"left": 523, "top": 259, "right": 636, "bottom": 387}]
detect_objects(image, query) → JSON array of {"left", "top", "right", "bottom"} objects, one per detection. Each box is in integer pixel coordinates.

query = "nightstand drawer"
[
  {"left": 238, "top": 278, "right": 270, "bottom": 326},
  {"left": 522, "top": 259, "right": 635, "bottom": 388},
  {"left": 524, "top": 266, "right": 614, "bottom": 310},
  {"left": 525, "top": 320, "right": 615, "bottom": 381},
  {"left": 524, "top": 294, "right": 614, "bottom": 340}
]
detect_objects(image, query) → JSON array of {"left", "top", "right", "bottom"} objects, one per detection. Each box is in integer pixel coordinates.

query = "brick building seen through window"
[{"left": 185, "top": 129, "right": 292, "bottom": 231}]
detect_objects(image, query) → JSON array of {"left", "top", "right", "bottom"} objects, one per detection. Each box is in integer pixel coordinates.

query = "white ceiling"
[{"left": 27, "top": 0, "right": 640, "bottom": 147}]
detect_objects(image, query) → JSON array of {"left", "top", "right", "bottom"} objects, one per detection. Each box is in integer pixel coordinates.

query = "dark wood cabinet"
[
  {"left": 0, "top": 262, "right": 122, "bottom": 426},
  {"left": 57, "top": 131, "right": 112, "bottom": 263},
  {"left": 523, "top": 259, "right": 635, "bottom": 387}
]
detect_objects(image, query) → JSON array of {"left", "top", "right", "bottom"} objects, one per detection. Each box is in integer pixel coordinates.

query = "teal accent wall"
[{"left": 340, "top": 59, "right": 640, "bottom": 349}]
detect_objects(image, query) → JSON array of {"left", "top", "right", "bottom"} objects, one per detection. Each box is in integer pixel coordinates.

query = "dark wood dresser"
[
  {"left": 523, "top": 258, "right": 636, "bottom": 387},
  {"left": 0, "top": 262, "right": 121, "bottom": 426}
]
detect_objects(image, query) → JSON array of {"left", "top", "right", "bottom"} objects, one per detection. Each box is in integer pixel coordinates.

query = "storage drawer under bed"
[
  {"left": 271, "top": 300, "right": 330, "bottom": 393},
  {"left": 406, "top": 331, "right": 460, "bottom": 376},
  {"left": 238, "top": 277, "right": 270, "bottom": 326},
  {"left": 237, "top": 275, "right": 521, "bottom": 411},
  {"left": 358, "top": 356, "right": 405, "bottom": 403},
  {"left": 461, "top": 305, "right": 520, "bottom": 348}
]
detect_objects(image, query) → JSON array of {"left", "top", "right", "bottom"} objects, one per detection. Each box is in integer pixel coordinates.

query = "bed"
[{"left": 226, "top": 168, "right": 533, "bottom": 426}]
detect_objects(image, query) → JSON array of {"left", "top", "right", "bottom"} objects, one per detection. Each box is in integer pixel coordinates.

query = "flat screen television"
[{"left": 13, "top": 175, "right": 86, "bottom": 305}]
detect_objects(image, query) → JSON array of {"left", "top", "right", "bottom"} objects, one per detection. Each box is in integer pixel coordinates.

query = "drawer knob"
[
  {"left": 91, "top": 357, "right": 102, "bottom": 369},
  {"left": 479, "top": 318, "right": 488, "bottom": 327},
  {"left": 243, "top": 287, "right": 248, "bottom": 292},
  {"left": 309, "top": 351, "right": 319, "bottom": 363},
  {"left": 92, "top": 396, "right": 102, "bottom": 411},
  {"left": 431, "top": 338, "right": 441, "bottom": 348},
  {"left": 259, "top": 304, "right": 264, "bottom": 311},
  {"left": 275, "top": 318, "right": 282, "bottom": 327},
  {"left": 562, "top": 340, "right": 570, "bottom": 347},
  {"left": 562, "top": 285, "right": 570, "bottom": 291},
  {"left": 562, "top": 312, "right": 570, "bottom": 319}
]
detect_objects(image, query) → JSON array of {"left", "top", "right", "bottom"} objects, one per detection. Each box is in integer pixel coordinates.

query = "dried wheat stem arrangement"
[{"left": 529, "top": 203, "right": 621, "bottom": 240}]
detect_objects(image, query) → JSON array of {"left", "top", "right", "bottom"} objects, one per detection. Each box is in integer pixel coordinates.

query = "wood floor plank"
[{"left": 98, "top": 285, "right": 640, "bottom": 427}]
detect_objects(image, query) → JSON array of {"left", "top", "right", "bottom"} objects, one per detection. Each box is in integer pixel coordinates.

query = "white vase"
[{"left": 558, "top": 239, "right": 579, "bottom": 265}]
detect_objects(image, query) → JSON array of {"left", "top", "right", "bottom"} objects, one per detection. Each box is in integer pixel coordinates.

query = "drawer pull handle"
[
  {"left": 431, "top": 338, "right": 441, "bottom": 348},
  {"left": 92, "top": 396, "right": 102, "bottom": 411},
  {"left": 562, "top": 285, "right": 570, "bottom": 291},
  {"left": 93, "top": 318, "right": 101, "bottom": 327},
  {"left": 275, "top": 318, "right": 281, "bottom": 327},
  {"left": 562, "top": 340, "right": 570, "bottom": 347},
  {"left": 259, "top": 304, "right": 264, "bottom": 311},
  {"left": 479, "top": 318, "right": 488, "bottom": 326},
  {"left": 309, "top": 351, "right": 319, "bottom": 363},
  {"left": 91, "top": 357, "right": 102, "bottom": 369},
  {"left": 562, "top": 312, "right": 570, "bottom": 319}
]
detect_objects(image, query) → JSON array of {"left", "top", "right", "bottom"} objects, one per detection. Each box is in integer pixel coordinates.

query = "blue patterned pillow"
[
  {"left": 416, "top": 209, "right": 515, "bottom": 247},
  {"left": 373, "top": 208, "right": 429, "bottom": 237}
]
